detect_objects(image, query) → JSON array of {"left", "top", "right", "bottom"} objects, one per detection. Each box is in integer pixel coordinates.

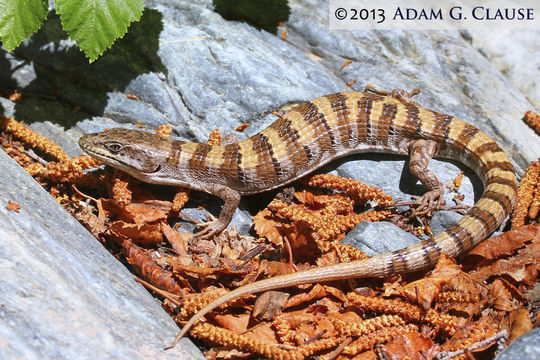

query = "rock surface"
[
  {"left": 467, "top": 29, "right": 540, "bottom": 113},
  {"left": 0, "top": 0, "right": 539, "bottom": 357},
  {"left": 494, "top": 327, "right": 540, "bottom": 360},
  {"left": 0, "top": 150, "right": 202, "bottom": 359},
  {"left": 341, "top": 221, "right": 419, "bottom": 257},
  {"left": 430, "top": 210, "right": 465, "bottom": 236}
]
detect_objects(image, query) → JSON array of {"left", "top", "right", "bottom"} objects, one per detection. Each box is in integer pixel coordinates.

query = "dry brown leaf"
[
  {"left": 109, "top": 221, "right": 163, "bottom": 246},
  {"left": 122, "top": 239, "right": 181, "bottom": 294},
  {"left": 381, "top": 332, "right": 439, "bottom": 360},
  {"left": 329, "top": 310, "right": 364, "bottom": 324},
  {"left": 173, "top": 263, "right": 249, "bottom": 279},
  {"left": 441, "top": 315, "right": 499, "bottom": 355},
  {"left": 510, "top": 308, "right": 533, "bottom": 341},
  {"left": 258, "top": 260, "right": 297, "bottom": 278},
  {"left": 252, "top": 291, "right": 290, "bottom": 321},
  {"left": 213, "top": 313, "right": 251, "bottom": 335},
  {"left": 466, "top": 224, "right": 540, "bottom": 262},
  {"left": 74, "top": 202, "right": 107, "bottom": 237},
  {"left": 279, "top": 221, "right": 318, "bottom": 259},
  {"left": 453, "top": 171, "right": 464, "bottom": 189},
  {"left": 253, "top": 208, "right": 286, "bottom": 246},
  {"left": 354, "top": 351, "right": 377, "bottom": 360},
  {"left": 213, "top": 313, "right": 280, "bottom": 344},
  {"left": 235, "top": 124, "right": 250, "bottom": 132},
  {"left": 294, "top": 191, "right": 323, "bottom": 208},
  {"left": 161, "top": 222, "right": 189, "bottom": 256},
  {"left": 277, "top": 306, "right": 338, "bottom": 345},
  {"left": 490, "top": 279, "right": 520, "bottom": 312},
  {"left": 284, "top": 284, "right": 347, "bottom": 310},
  {"left": 6, "top": 200, "right": 20, "bottom": 212},
  {"left": 468, "top": 224, "right": 540, "bottom": 285},
  {"left": 123, "top": 201, "right": 171, "bottom": 225},
  {"left": 388, "top": 254, "right": 462, "bottom": 309}
]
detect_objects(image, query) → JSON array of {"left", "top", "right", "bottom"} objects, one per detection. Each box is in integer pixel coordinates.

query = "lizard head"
[{"left": 79, "top": 128, "right": 182, "bottom": 183}]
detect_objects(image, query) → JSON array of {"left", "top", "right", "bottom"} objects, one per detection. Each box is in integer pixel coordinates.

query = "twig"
[
  {"left": 24, "top": 148, "right": 48, "bottom": 166},
  {"left": 134, "top": 277, "right": 181, "bottom": 306},
  {"left": 434, "top": 329, "right": 508, "bottom": 360},
  {"left": 321, "top": 337, "right": 352, "bottom": 360},
  {"left": 178, "top": 211, "right": 200, "bottom": 225}
]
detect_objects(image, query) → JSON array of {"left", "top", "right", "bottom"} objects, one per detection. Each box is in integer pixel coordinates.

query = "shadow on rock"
[
  {"left": 4, "top": 9, "right": 164, "bottom": 129},
  {"left": 213, "top": 0, "right": 290, "bottom": 33}
]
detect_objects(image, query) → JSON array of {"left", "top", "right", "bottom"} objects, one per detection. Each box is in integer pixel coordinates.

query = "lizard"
[{"left": 78, "top": 87, "right": 518, "bottom": 349}]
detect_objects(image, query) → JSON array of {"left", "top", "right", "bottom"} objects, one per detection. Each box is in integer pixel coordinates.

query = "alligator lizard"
[{"left": 79, "top": 88, "right": 518, "bottom": 349}]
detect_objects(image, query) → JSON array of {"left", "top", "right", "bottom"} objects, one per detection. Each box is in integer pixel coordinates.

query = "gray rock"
[
  {"left": 467, "top": 29, "right": 540, "bottom": 113},
  {"left": 331, "top": 156, "right": 477, "bottom": 210},
  {"left": 1, "top": 0, "right": 539, "bottom": 356},
  {"left": 177, "top": 203, "right": 253, "bottom": 236},
  {"left": 341, "top": 221, "right": 420, "bottom": 257},
  {"left": 430, "top": 211, "right": 464, "bottom": 236},
  {"left": 495, "top": 327, "right": 540, "bottom": 360},
  {"left": 0, "top": 150, "right": 203, "bottom": 359}
]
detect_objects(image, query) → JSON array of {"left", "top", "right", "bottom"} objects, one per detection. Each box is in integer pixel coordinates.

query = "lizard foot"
[
  {"left": 411, "top": 189, "right": 445, "bottom": 215},
  {"left": 365, "top": 84, "right": 421, "bottom": 105},
  {"left": 194, "top": 213, "right": 226, "bottom": 239}
]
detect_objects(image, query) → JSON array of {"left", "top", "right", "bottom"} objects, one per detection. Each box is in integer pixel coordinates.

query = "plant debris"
[{"left": 1, "top": 114, "right": 538, "bottom": 359}]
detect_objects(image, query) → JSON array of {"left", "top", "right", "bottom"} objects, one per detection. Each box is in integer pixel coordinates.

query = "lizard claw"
[
  {"left": 412, "top": 189, "right": 444, "bottom": 214},
  {"left": 194, "top": 213, "right": 225, "bottom": 239}
]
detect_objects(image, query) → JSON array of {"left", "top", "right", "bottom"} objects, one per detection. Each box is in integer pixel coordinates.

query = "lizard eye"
[{"left": 105, "top": 142, "right": 123, "bottom": 153}]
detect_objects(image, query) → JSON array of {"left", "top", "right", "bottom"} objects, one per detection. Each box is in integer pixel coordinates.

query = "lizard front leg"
[
  {"left": 408, "top": 139, "right": 444, "bottom": 212},
  {"left": 194, "top": 183, "right": 240, "bottom": 239}
]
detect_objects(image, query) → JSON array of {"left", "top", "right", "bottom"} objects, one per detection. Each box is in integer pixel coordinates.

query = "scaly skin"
[{"left": 79, "top": 89, "right": 518, "bottom": 349}]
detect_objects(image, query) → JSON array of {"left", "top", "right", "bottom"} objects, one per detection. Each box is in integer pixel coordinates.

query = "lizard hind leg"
[{"left": 408, "top": 139, "right": 445, "bottom": 213}]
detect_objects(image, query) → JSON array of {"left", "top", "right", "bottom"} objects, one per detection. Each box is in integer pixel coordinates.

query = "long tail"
[{"left": 166, "top": 116, "right": 518, "bottom": 349}]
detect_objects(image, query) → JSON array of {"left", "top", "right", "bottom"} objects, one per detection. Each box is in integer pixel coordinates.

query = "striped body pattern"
[{"left": 79, "top": 91, "right": 518, "bottom": 344}]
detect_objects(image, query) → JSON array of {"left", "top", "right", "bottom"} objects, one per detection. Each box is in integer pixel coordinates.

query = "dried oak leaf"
[
  {"left": 465, "top": 223, "right": 540, "bottom": 264},
  {"left": 467, "top": 224, "right": 540, "bottom": 285},
  {"left": 279, "top": 220, "right": 318, "bottom": 259},
  {"left": 74, "top": 201, "right": 107, "bottom": 237},
  {"left": 284, "top": 284, "right": 347, "bottom": 310},
  {"left": 213, "top": 313, "right": 279, "bottom": 344},
  {"left": 101, "top": 197, "right": 171, "bottom": 224},
  {"left": 123, "top": 200, "right": 171, "bottom": 225},
  {"left": 235, "top": 123, "right": 250, "bottom": 132},
  {"left": 490, "top": 278, "right": 522, "bottom": 312},
  {"left": 161, "top": 222, "right": 189, "bottom": 256},
  {"left": 386, "top": 254, "right": 463, "bottom": 310},
  {"left": 173, "top": 263, "right": 250, "bottom": 280},
  {"left": 253, "top": 208, "right": 286, "bottom": 246},
  {"left": 277, "top": 301, "right": 341, "bottom": 344},
  {"left": 258, "top": 259, "right": 297, "bottom": 278},
  {"left": 122, "top": 239, "right": 181, "bottom": 294},
  {"left": 440, "top": 315, "right": 499, "bottom": 355},
  {"left": 109, "top": 220, "right": 163, "bottom": 246},
  {"left": 509, "top": 308, "right": 533, "bottom": 342},
  {"left": 6, "top": 200, "right": 20, "bottom": 212},
  {"left": 380, "top": 332, "right": 439, "bottom": 360},
  {"left": 355, "top": 351, "right": 377, "bottom": 360},
  {"left": 252, "top": 291, "right": 290, "bottom": 321},
  {"left": 294, "top": 190, "right": 325, "bottom": 209}
]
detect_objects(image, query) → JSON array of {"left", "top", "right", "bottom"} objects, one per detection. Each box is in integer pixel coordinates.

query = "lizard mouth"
[{"left": 145, "top": 164, "right": 161, "bottom": 174}]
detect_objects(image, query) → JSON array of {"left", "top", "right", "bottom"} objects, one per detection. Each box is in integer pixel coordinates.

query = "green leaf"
[
  {"left": 56, "top": 0, "right": 144, "bottom": 62},
  {"left": 0, "top": 0, "right": 49, "bottom": 51}
]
